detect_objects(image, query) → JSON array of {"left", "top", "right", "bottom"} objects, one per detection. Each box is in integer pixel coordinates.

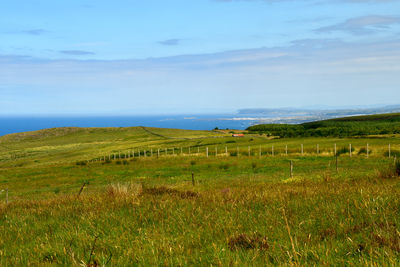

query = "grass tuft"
[{"left": 228, "top": 233, "right": 269, "bottom": 251}]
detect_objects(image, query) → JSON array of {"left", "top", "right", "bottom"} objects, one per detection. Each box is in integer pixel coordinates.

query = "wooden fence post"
[
  {"left": 290, "top": 161, "right": 293, "bottom": 178},
  {"left": 157, "top": 148, "right": 160, "bottom": 158},
  {"left": 349, "top": 144, "right": 352, "bottom": 157},
  {"left": 317, "top": 144, "right": 319, "bottom": 155},
  {"left": 334, "top": 143, "right": 337, "bottom": 157},
  {"left": 225, "top": 146, "right": 228, "bottom": 155},
  {"left": 215, "top": 147, "right": 218, "bottom": 157},
  {"left": 151, "top": 149, "right": 153, "bottom": 157},
  {"left": 189, "top": 147, "right": 191, "bottom": 155},
  {"left": 367, "top": 144, "right": 369, "bottom": 158},
  {"left": 336, "top": 153, "right": 338, "bottom": 173},
  {"left": 285, "top": 145, "right": 288, "bottom": 156},
  {"left": 181, "top": 147, "right": 183, "bottom": 155},
  {"left": 248, "top": 146, "right": 251, "bottom": 157},
  {"left": 272, "top": 145, "right": 274, "bottom": 156},
  {"left": 301, "top": 144, "right": 303, "bottom": 156},
  {"left": 206, "top": 147, "right": 209, "bottom": 157}
]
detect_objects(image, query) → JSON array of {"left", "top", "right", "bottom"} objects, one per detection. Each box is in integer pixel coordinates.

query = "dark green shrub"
[
  {"left": 123, "top": 160, "right": 129, "bottom": 165},
  {"left": 230, "top": 151, "right": 238, "bottom": 157},
  {"left": 336, "top": 146, "right": 354, "bottom": 156},
  {"left": 358, "top": 147, "right": 368, "bottom": 155},
  {"left": 115, "top": 160, "right": 122, "bottom": 165},
  {"left": 75, "top": 161, "right": 87, "bottom": 166}
]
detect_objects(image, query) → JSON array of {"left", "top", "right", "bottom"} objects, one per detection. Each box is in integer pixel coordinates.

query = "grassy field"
[
  {"left": 247, "top": 113, "right": 400, "bottom": 137},
  {"left": 1, "top": 125, "right": 400, "bottom": 265}
]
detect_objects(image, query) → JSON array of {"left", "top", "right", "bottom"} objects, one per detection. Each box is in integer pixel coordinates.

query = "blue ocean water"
[{"left": 0, "top": 114, "right": 260, "bottom": 136}]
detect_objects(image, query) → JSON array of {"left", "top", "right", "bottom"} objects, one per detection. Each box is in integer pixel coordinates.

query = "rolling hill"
[{"left": 247, "top": 113, "right": 400, "bottom": 137}]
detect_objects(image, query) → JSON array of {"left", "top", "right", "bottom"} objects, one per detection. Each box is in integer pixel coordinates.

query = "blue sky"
[{"left": 1, "top": 0, "right": 400, "bottom": 115}]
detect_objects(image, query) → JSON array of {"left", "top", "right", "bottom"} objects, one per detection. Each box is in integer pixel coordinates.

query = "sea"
[{"left": 0, "top": 114, "right": 269, "bottom": 136}]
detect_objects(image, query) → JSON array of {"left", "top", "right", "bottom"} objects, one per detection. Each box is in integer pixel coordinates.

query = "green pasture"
[{"left": 0, "top": 126, "right": 400, "bottom": 265}]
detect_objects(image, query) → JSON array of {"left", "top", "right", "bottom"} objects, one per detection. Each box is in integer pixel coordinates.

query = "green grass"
[
  {"left": 1, "top": 126, "right": 400, "bottom": 265},
  {"left": 247, "top": 112, "right": 400, "bottom": 137}
]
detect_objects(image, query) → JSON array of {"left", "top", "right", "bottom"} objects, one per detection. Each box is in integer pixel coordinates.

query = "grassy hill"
[
  {"left": 0, "top": 122, "right": 400, "bottom": 265},
  {"left": 247, "top": 113, "right": 400, "bottom": 137}
]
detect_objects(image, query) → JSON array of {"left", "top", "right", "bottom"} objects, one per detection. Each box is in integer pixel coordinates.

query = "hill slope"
[{"left": 247, "top": 113, "right": 400, "bottom": 137}]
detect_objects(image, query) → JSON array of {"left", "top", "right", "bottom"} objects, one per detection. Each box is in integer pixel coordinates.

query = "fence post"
[
  {"left": 290, "top": 161, "right": 293, "bottom": 178},
  {"left": 285, "top": 145, "right": 288, "bottom": 156},
  {"left": 301, "top": 144, "right": 303, "bottom": 156},
  {"left": 272, "top": 145, "right": 274, "bottom": 156},
  {"left": 158, "top": 148, "right": 160, "bottom": 158},
  {"left": 181, "top": 147, "right": 183, "bottom": 155},
  {"left": 248, "top": 146, "right": 251, "bottom": 157},
  {"left": 206, "top": 147, "right": 209, "bottom": 157},
  {"left": 317, "top": 144, "right": 319, "bottom": 155},
  {"left": 334, "top": 143, "right": 337, "bottom": 157},
  {"left": 367, "top": 144, "right": 369, "bottom": 158},
  {"left": 197, "top": 147, "right": 200, "bottom": 154},
  {"left": 215, "top": 147, "right": 218, "bottom": 157},
  {"left": 144, "top": 149, "right": 146, "bottom": 157},
  {"left": 189, "top": 147, "right": 191, "bottom": 155},
  {"left": 192, "top": 172, "right": 195, "bottom": 186},
  {"left": 225, "top": 146, "right": 228, "bottom": 155},
  {"left": 151, "top": 149, "right": 153, "bottom": 157},
  {"left": 349, "top": 144, "right": 352, "bottom": 157},
  {"left": 336, "top": 153, "right": 338, "bottom": 173}
]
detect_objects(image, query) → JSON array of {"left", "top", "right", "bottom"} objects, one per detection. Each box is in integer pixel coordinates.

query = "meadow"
[{"left": 0, "top": 124, "right": 400, "bottom": 265}]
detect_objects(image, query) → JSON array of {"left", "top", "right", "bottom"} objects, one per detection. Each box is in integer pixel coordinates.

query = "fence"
[{"left": 86, "top": 143, "right": 398, "bottom": 163}]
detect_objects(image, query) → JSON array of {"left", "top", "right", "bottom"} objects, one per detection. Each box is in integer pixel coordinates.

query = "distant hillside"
[{"left": 246, "top": 113, "right": 400, "bottom": 137}]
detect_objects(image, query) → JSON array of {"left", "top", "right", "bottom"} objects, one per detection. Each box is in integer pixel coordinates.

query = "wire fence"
[{"left": 86, "top": 143, "right": 399, "bottom": 163}]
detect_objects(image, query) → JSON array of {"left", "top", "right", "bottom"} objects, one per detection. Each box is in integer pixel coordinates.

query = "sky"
[{"left": 1, "top": 0, "right": 400, "bottom": 115}]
